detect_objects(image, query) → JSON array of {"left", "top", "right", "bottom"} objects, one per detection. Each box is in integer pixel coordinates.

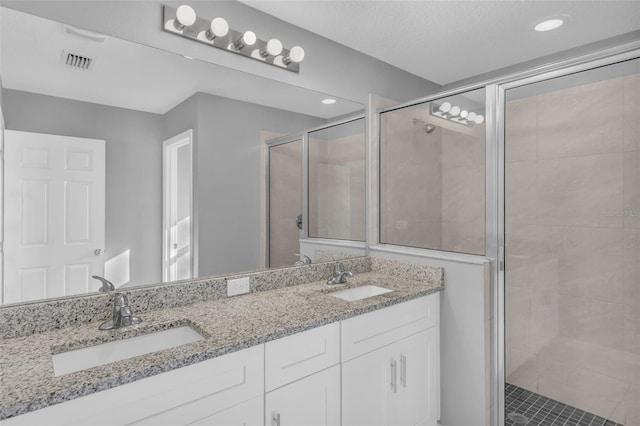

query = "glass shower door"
[
  {"left": 504, "top": 57, "right": 640, "bottom": 425},
  {"left": 268, "top": 139, "right": 302, "bottom": 268}
]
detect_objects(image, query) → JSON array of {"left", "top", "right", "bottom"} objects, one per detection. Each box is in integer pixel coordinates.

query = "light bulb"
[
  {"left": 260, "top": 38, "right": 283, "bottom": 58},
  {"left": 243, "top": 31, "right": 256, "bottom": 46},
  {"left": 322, "top": 98, "right": 337, "bottom": 105},
  {"left": 449, "top": 106, "right": 461, "bottom": 117},
  {"left": 283, "top": 46, "right": 305, "bottom": 65},
  {"left": 439, "top": 102, "right": 452, "bottom": 113},
  {"left": 474, "top": 115, "right": 485, "bottom": 124},
  {"left": 232, "top": 31, "right": 256, "bottom": 50},
  {"left": 534, "top": 18, "right": 563, "bottom": 32},
  {"left": 467, "top": 112, "right": 477, "bottom": 122},
  {"left": 460, "top": 110, "right": 468, "bottom": 119},
  {"left": 175, "top": 5, "right": 196, "bottom": 30},
  {"left": 206, "top": 17, "right": 229, "bottom": 40}
]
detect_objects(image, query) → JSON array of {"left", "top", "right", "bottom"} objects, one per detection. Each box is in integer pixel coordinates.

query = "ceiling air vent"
[{"left": 62, "top": 50, "right": 95, "bottom": 71}]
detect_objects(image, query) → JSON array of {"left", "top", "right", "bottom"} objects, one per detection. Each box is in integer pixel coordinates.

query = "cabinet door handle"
[
  {"left": 400, "top": 354, "right": 407, "bottom": 388},
  {"left": 272, "top": 412, "right": 281, "bottom": 426},
  {"left": 390, "top": 358, "right": 397, "bottom": 393}
]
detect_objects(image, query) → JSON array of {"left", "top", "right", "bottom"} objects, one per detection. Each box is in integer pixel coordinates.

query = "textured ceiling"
[{"left": 240, "top": 0, "right": 640, "bottom": 85}]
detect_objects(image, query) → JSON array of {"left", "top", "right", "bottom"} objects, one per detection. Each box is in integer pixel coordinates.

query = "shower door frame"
[{"left": 491, "top": 43, "right": 640, "bottom": 426}]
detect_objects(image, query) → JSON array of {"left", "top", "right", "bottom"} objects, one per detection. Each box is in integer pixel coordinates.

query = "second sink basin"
[
  {"left": 52, "top": 326, "right": 204, "bottom": 376},
  {"left": 330, "top": 285, "right": 393, "bottom": 302}
]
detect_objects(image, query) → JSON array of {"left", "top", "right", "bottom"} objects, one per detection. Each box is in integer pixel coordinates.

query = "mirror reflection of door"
[
  {"left": 162, "top": 130, "right": 193, "bottom": 282},
  {"left": 3, "top": 130, "right": 105, "bottom": 304},
  {"left": 268, "top": 140, "right": 302, "bottom": 268}
]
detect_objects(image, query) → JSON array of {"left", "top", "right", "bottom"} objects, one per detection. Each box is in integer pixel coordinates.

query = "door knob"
[{"left": 94, "top": 249, "right": 103, "bottom": 256}]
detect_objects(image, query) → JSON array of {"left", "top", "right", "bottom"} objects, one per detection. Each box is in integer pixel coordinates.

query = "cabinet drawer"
[
  {"left": 341, "top": 294, "right": 438, "bottom": 362},
  {"left": 265, "top": 322, "right": 339, "bottom": 391},
  {"left": 265, "top": 364, "right": 341, "bottom": 426},
  {"left": 4, "top": 345, "right": 264, "bottom": 426}
]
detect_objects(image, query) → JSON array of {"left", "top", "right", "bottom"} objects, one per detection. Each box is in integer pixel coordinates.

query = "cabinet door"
[
  {"left": 265, "top": 365, "right": 340, "bottom": 426},
  {"left": 190, "top": 396, "right": 263, "bottom": 426},
  {"left": 342, "top": 344, "right": 395, "bottom": 426},
  {"left": 389, "top": 329, "right": 439, "bottom": 426}
]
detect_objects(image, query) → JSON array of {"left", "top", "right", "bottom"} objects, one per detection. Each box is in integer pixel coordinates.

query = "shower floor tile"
[{"left": 505, "top": 383, "right": 625, "bottom": 426}]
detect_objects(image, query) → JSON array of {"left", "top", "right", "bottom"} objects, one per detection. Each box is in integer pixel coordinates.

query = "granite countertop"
[{"left": 0, "top": 271, "right": 442, "bottom": 420}]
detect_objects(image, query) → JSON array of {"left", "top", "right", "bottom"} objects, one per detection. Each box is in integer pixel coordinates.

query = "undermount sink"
[
  {"left": 52, "top": 326, "right": 204, "bottom": 376},
  {"left": 330, "top": 285, "right": 393, "bottom": 302}
]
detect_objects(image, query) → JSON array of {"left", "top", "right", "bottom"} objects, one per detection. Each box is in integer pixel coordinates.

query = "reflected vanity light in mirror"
[{"left": 0, "top": 7, "right": 366, "bottom": 306}]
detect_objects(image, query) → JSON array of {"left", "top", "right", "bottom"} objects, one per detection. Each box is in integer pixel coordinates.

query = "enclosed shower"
[{"left": 504, "top": 57, "right": 640, "bottom": 425}]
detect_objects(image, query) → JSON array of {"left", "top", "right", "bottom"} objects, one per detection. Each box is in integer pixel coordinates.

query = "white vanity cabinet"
[
  {"left": 264, "top": 323, "right": 341, "bottom": 426},
  {"left": 2, "top": 345, "right": 264, "bottom": 426},
  {"left": 4, "top": 293, "right": 440, "bottom": 426},
  {"left": 342, "top": 295, "right": 440, "bottom": 426}
]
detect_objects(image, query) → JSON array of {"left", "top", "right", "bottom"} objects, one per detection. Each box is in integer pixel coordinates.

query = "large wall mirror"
[{"left": 0, "top": 6, "right": 366, "bottom": 305}]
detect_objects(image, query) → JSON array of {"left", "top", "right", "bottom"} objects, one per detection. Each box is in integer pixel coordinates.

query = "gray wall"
[
  {"left": 2, "top": 88, "right": 165, "bottom": 286},
  {"left": 3, "top": 88, "right": 327, "bottom": 282},
  {"left": 2, "top": 1, "right": 441, "bottom": 105},
  {"left": 193, "top": 92, "right": 324, "bottom": 276}
]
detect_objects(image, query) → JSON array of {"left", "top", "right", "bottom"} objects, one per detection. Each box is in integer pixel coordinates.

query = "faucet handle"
[
  {"left": 93, "top": 275, "right": 115, "bottom": 292},
  {"left": 333, "top": 262, "right": 343, "bottom": 273},
  {"left": 113, "top": 292, "right": 129, "bottom": 307}
]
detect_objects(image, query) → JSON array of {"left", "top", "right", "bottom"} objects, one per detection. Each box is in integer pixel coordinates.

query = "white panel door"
[
  {"left": 4, "top": 130, "right": 105, "bottom": 304},
  {"left": 162, "top": 130, "right": 193, "bottom": 282}
]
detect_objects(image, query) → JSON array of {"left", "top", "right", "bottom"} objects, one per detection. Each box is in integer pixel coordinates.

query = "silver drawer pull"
[
  {"left": 390, "top": 358, "right": 397, "bottom": 393},
  {"left": 400, "top": 354, "right": 407, "bottom": 388}
]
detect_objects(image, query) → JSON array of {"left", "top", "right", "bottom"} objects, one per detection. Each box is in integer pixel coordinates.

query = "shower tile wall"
[
  {"left": 380, "top": 107, "right": 443, "bottom": 249},
  {"left": 308, "top": 127, "right": 366, "bottom": 241},
  {"left": 506, "top": 72, "right": 640, "bottom": 424},
  {"left": 379, "top": 105, "right": 485, "bottom": 254}
]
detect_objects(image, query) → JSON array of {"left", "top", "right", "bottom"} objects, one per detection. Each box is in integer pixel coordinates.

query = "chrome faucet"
[
  {"left": 295, "top": 253, "right": 312, "bottom": 265},
  {"left": 99, "top": 293, "right": 142, "bottom": 330},
  {"left": 327, "top": 262, "right": 353, "bottom": 285},
  {"left": 93, "top": 276, "right": 142, "bottom": 330}
]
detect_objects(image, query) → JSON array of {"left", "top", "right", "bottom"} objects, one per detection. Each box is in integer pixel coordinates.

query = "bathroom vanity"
[{"left": 0, "top": 258, "right": 443, "bottom": 426}]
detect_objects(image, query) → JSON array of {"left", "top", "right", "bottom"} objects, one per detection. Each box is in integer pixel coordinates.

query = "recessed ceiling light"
[
  {"left": 322, "top": 98, "right": 337, "bottom": 105},
  {"left": 534, "top": 18, "right": 564, "bottom": 32}
]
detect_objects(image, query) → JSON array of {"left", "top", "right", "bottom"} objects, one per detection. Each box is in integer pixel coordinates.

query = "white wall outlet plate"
[{"left": 227, "top": 277, "right": 250, "bottom": 297}]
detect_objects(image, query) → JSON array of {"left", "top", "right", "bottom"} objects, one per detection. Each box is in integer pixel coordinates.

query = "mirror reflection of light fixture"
[
  {"left": 163, "top": 5, "right": 304, "bottom": 73},
  {"left": 283, "top": 46, "right": 305, "bottom": 65},
  {"left": 431, "top": 101, "right": 484, "bottom": 128},
  {"left": 174, "top": 5, "right": 196, "bottom": 30},
  {"left": 260, "top": 39, "right": 283, "bottom": 58}
]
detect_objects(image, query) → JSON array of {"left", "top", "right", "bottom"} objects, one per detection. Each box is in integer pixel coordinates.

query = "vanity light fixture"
[
  {"left": 174, "top": 5, "right": 196, "bottom": 31},
  {"left": 322, "top": 98, "right": 337, "bottom": 105},
  {"left": 203, "top": 17, "right": 229, "bottom": 41},
  {"left": 162, "top": 4, "right": 305, "bottom": 73},
  {"left": 231, "top": 31, "right": 257, "bottom": 51},
  {"left": 283, "top": 46, "right": 305, "bottom": 65},
  {"left": 260, "top": 39, "right": 284, "bottom": 58}
]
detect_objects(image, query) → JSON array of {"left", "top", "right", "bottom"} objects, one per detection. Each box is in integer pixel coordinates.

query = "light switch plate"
[{"left": 227, "top": 277, "right": 250, "bottom": 297}]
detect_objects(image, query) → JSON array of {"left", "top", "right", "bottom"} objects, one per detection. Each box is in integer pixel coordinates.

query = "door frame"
[
  {"left": 162, "top": 129, "right": 195, "bottom": 282},
  {"left": 264, "top": 133, "right": 305, "bottom": 268},
  {"left": 493, "top": 46, "right": 640, "bottom": 426}
]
